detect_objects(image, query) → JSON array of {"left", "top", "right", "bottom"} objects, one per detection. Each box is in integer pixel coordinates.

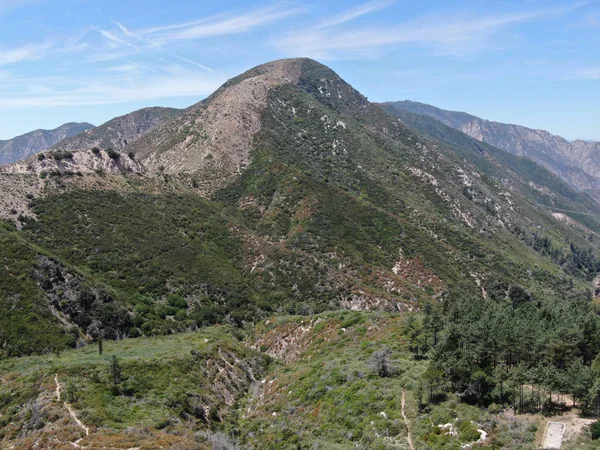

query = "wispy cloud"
[
  {"left": 0, "top": 42, "right": 51, "bottom": 66},
  {"left": 0, "top": 70, "right": 224, "bottom": 107},
  {"left": 0, "top": 0, "right": 36, "bottom": 16},
  {"left": 111, "top": 19, "right": 144, "bottom": 40},
  {"left": 171, "top": 54, "right": 214, "bottom": 73},
  {"left": 147, "top": 6, "right": 303, "bottom": 45},
  {"left": 275, "top": 2, "right": 589, "bottom": 58},
  {"left": 575, "top": 67, "right": 600, "bottom": 79},
  {"left": 125, "top": 59, "right": 160, "bottom": 74},
  {"left": 98, "top": 28, "right": 139, "bottom": 50},
  {"left": 313, "top": 0, "right": 393, "bottom": 30}
]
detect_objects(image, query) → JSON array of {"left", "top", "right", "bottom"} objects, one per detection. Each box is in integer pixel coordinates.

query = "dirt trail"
[
  {"left": 54, "top": 374, "right": 89, "bottom": 448},
  {"left": 541, "top": 421, "right": 565, "bottom": 449},
  {"left": 401, "top": 389, "right": 415, "bottom": 450}
]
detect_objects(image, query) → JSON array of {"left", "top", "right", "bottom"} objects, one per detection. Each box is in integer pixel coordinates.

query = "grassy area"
[
  {"left": 0, "top": 328, "right": 222, "bottom": 376},
  {"left": 0, "top": 324, "right": 270, "bottom": 448}
]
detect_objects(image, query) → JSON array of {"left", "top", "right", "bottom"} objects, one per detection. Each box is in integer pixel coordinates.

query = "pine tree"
[{"left": 109, "top": 355, "right": 122, "bottom": 394}]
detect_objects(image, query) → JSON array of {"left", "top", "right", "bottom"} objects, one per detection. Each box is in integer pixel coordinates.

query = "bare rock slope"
[{"left": 125, "top": 59, "right": 304, "bottom": 180}]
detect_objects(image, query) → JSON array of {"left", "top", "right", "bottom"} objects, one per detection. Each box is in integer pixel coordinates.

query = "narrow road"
[
  {"left": 401, "top": 389, "right": 415, "bottom": 450},
  {"left": 541, "top": 421, "right": 566, "bottom": 449}
]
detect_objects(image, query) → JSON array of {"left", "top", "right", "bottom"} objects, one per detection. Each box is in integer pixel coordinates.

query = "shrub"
[
  {"left": 91, "top": 147, "right": 101, "bottom": 156},
  {"left": 37, "top": 153, "right": 46, "bottom": 161},
  {"left": 51, "top": 150, "right": 73, "bottom": 161},
  {"left": 106, "top": 148, "right": 120, "bottom": 160},
  {"left": 592, "top": 421, "right": 600, "bottom": 440},
  {"left": 128, "top": 152, "right": 135, "bottom": 159},
  {"left": 167, "top": 294, "right": 188, "bottom": 309}
]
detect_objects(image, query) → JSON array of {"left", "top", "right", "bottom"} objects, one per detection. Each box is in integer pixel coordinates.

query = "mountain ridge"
[
  {"left": 381, "top": 100, "right": 600, "bottom": 199},
  {"left": 52, "top": 106, "right": 180, "bottom": 152},
  {"left": 0, "top": 122, "right": 94, "bottom": 165}
]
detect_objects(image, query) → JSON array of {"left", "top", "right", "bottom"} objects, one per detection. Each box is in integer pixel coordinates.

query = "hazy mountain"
[
  {"left": 2, "top": 59, "right": 600, "bottom": 448},
  {"left": 381, "top": 100, "right": 600, "bottom": 199},
  {"left": 53, "top": 106, "right": 180, "bottom": 152},
  {"left": 0, "top": 122, "right": 93, "bottom": 165}
]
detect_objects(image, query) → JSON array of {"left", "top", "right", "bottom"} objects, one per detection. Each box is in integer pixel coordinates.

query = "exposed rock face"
[
  {"left": 53, "top": 107, "right": 179, "bottom": 151},
  {"left": 0, "top": 122, "right": 93, "bottom": 165},
  {"left": 0, "top": 148, "right": 144, "bottom": 176},
  {"left": 381, "top": 101, "right": 600, "bottom": 198},
  {"left": 125, "top": 59, "right": 304, "bottom": 181},
  {"left": 0, "top": 149, "right": 144, "bottom": 223}
]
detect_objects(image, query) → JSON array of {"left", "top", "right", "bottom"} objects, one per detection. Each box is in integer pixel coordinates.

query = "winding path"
[
  {"left": 54, "top": 374, "right": 89, "bottom": 448},
  {"left": 401, "top": 389, "right": 415, "bottom": 450}
]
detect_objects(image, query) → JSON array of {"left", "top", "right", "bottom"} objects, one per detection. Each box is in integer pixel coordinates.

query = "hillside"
[
  {"left": 0, "top": 122, "right": 93, "bottom": 165},
  {"left": 2, "top": 58, "right": 600, "bottom": 447},
  {"left": 52, "top": 106, "right": 180, "bottom": 152},
  {"left": 0, "top": 56, "right": 598, "bottom": 352},
  {"left": 381, "top": 100, "right": 600, "bottom": 199}
]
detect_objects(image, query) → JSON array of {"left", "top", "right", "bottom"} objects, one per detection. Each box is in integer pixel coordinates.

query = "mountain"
[
  {"left": 0, "top": 122, "right": 93, "bottom": 165},
  {"left": 2, "top": 58, "right": 600, "bottom": 448},
  {"left": 52, "top": 106, "right": 180, "bottom": 151},
  {"left": 381, "top": 100, "right": 600, "bottom": 199}
]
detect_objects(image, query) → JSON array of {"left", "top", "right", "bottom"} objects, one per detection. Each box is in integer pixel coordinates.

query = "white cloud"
[
  {"left": 275, "top": 2, "right": 590, "bottom": 58},
  {"left": 111, "top": 19, "right": 144, "bottom": 41},
  {"left": 171, "top": 54, "right": 214, "bottom": 73},
  {"left": 100, "top": 64, "right": 140, "bottom": 72},
  {"left": 0, "top": 71, "right": 224, "bottom": 107},
  {"left": 98, "top": 28, "right": 139, "bottom": 50},
  {"left": 0, "top": 0, "right": 36, "bottom": 16},
  {"left": 576, "top": 67, "right": 600, "bottom": 79},
  {"left": 124, "top": 59, "right": 160, "bottom": 74},
  {"left": 0, "top": 42, "right": 51, "bottom": 66},
  {"left": 313, "top": 0, "right": 393, "bottom": 30},
  {"left": 148, "top": 6, "right": 303, "bottom": 44}
]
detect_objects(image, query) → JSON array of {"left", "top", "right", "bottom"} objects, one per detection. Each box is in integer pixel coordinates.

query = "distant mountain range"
[
  {"left": 0, "top": 122, "right": 93, "bottom": 165},
  {"left": 380, "top": 100, "right": 600, "bottom": 200},
  {"left": 52, "top": 106, "right": 180, "bottom": 152}
]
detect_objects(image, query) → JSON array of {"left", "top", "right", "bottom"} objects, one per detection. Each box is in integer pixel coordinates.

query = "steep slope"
[
  {"left": 52, "top": 106, "right": 180, "bottom": 151},
  {"left": 379, "top": 105, "right": 600, "bottom": 233},
  {"left": 381, "top": 100, "right": 600, "bottom": 197},
  {"left": 1, "top": 58, "right": 600, "bottom": 361},
  {"left": 0, "top": 122, "right": 93, "bottom": 165}
]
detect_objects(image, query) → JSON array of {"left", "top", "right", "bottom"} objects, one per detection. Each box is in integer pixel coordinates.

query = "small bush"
[
  {"left": 167, "top": 294, "right": 188, "bottom": 309},
  {"left": 592, "top": 421, "right": 600, "bottom": 440},
  {"left": 91, "top": 147, "right": 101, "bottom": 156},
  {"left": 37, "top": 153, "right": 46, "bottom": 161},
  {"left": 51, "top": 150, "right": 73, "bottom": 161},
  {"left": 106, "top": 148, "right": 120, "bottom": 160}
]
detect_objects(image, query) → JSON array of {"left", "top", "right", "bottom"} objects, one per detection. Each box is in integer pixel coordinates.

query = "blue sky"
[{"left": 0, "top": 0, "right": 599, "bottom": 141}]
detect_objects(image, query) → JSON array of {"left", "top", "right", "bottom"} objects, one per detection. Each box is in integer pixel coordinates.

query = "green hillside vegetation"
[
  {"left": 2, "top": 58, "right": 600, "bottom": 447},
  {"left": 4, "top": 311, "right": 590, "bottom": 449}
]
